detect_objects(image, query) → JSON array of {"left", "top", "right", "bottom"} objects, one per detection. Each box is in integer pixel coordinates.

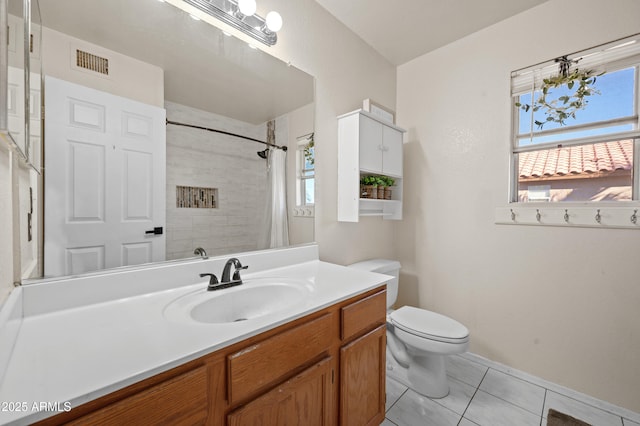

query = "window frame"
[
  {"left": 509, "top": 36, "right": 640, "bottom": 205},
  {"left": 296, "top": 134, "right": 314, "bottom": 207}
]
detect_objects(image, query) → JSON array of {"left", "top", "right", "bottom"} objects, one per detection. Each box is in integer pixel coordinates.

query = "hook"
[
  {"left": 595, "top": 209, "right": 601, "bottom": 224},
  {"left": 564, "top": 209, "right": 569, "bottom": 223},
  {"left": 510, "top": 209, "right": 516, "bottom": 222},
  {"left": 536, "top": 209, "right": 541, "bottom": 222},
  {"left": 631, "top": 209, "right": 638, "bottom": 225}
]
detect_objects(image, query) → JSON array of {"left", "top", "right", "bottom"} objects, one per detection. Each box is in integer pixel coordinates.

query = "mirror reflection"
[{"left": 25, "top": 0, "right": 315, "bottom": 280}]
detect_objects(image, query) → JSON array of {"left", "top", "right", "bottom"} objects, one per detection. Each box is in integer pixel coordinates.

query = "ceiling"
[
  {"left": 33, "top": 0, "right": 314, "bottom": 124},
  {"left": 315, "top": 0, "right": 549, "bottom": 65}
]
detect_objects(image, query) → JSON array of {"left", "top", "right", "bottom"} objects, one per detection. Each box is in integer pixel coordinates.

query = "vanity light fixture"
[{"left": 181, "top": 0, "right": 282, "bottom": 46}]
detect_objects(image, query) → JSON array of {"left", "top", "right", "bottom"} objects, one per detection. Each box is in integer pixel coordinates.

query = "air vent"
[{"left": 75, "top": 49, "right": 109, "bottom": 75}]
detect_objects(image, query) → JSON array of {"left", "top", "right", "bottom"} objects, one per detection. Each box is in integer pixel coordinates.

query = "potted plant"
[
  {"left": 360, "top": 175, "right": 378, "bottom": 199},
  {"left": 381, "top": 176, "right": 395, "bottom": 200},
  {"left": 372, "top": 176, "right": 385, "bottom": 199}
]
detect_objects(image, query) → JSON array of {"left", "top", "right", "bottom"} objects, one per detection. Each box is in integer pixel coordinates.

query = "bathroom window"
[
  {"left": 297, "top": 133, "right": 314, "bottom": 206},
  {"left": 510, "top": 34, "right": 640, "bottom": 203}
]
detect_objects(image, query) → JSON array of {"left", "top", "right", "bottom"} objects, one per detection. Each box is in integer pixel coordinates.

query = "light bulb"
[
  {"left": 238, "top": 0, "right": 256, "bottom": 16},
  {"left": 265, "top": 11, "right": 282, "bottom": 32}
]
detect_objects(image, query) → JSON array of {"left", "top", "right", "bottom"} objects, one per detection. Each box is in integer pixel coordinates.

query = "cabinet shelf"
[{"left": 359, "top": 199, "right": 402, "bottom": 218}]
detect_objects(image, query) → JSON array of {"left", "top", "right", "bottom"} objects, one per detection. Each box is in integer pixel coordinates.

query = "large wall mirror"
[{"left": 22, "top": 0, "right": 315, "bottom": 281}]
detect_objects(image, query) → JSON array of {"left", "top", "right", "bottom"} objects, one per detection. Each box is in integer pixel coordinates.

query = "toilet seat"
[{"left": 389, "top": 306, "right": 469, "bottom": 344}]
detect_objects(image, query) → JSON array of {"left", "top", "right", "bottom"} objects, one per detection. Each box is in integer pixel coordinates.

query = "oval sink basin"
[{"left": 164, "top": 278, "right": 313, "bottom": 324}]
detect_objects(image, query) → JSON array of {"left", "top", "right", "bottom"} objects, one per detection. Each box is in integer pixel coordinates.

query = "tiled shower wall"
[{"left": 165, "top": 101, "right": 278, "bottom": 259}]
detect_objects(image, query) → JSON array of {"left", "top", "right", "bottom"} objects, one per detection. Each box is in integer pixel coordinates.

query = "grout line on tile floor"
[
  {"left": 385, "top": 382, "right": 409, "bottom": 415},
  {"left": 474, "top": 367, "right": 546, "bottom": 418},
  {"left": 540, "top": 389, "right": 548, "bottom": 426},
  {"left": 457, "top": 365, "right": 490, "bottom": 421}
]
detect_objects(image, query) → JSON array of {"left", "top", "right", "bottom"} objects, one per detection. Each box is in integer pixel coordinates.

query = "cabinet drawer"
[
  {"left": 341, "top": 289, "right": 386, "bottom": 341},
  {"left": 67, "top": 366, "right": 208, "bottom": 425},
  {"left": 228, "top": 312, "right": 333, "bottom": 405}
]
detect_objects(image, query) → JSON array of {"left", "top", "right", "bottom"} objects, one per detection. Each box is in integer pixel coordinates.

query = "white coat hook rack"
[{"left": 496, "top": 206, "right": 640, "bottom": 229}]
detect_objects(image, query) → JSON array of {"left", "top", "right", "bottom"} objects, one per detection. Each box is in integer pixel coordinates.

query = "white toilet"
[{"left": 349, "top": 259, "right": 469, "bottom": 398}]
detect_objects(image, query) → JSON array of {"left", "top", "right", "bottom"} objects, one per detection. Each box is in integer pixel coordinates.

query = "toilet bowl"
[{"left": 348, "top": 259, "right": 469, "bottom": 399}]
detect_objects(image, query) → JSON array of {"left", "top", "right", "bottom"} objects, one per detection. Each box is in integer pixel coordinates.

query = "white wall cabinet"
[{"left": 338, "top": 109, "right": 405, "bottom": 222}]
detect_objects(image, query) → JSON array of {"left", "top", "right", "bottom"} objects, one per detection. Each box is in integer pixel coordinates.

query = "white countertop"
[{"left": 0, "top": 251, "right": 389, "bottom": 425}]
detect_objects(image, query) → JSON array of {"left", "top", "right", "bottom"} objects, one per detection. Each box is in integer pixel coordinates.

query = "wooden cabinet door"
[
  {"left": 382, "top": 125, "right": 403, "bottom": 177},
  {"left": 358, "top": 115, "right": 383, "bottom": 174},
  {"left": 340, "top": 325, "right": 386, "bottom": 426},
  {"left": 228, "top": 357, "right": 334, "bottom": 426}
]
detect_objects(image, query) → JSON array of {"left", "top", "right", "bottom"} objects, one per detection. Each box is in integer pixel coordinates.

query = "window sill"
[{"left": 495, "top": 203, "right": 640, "bottom": 229}]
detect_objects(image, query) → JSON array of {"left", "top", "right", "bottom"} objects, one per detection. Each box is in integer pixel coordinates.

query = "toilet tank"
[{"left": 348, "top": 259, "right": 400, "bottom": 309}]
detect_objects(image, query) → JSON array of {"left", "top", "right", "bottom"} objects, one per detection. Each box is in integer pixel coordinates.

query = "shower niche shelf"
[{"left": 337, "top": 109, "right": 405, "bottom": 222}]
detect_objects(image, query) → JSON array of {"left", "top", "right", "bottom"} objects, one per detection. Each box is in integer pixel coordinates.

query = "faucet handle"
[
  {"left": 199, "top": 273, "right": 219, "bottom": 289},
  {"left": 232, "top": 264, "right": 248, "bottom": 282}
]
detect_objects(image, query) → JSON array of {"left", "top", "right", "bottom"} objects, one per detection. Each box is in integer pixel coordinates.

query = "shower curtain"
[{"left": 261, "top": 147, "right": 290, "bottom": 249}]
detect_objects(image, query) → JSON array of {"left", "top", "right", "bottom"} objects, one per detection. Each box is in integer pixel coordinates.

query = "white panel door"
[{"left": 44, "top": 77, "right": 166, "bottom": 277}]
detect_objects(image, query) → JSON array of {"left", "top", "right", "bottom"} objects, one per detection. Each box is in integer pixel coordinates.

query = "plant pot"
[
  {"left": 384, "top": 187, "right": 392, "bottom": 200},
  {"left": 361, "top": 185, "right": 377, "bottom": 199},
  {"left": 377, "top": 186, "right": 385, "bottom": 199}
]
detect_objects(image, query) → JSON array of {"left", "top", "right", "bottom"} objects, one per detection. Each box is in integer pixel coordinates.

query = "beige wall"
[
  {"left": 249, "top": 0, "right": 398, "bottom": 265},
  {"left": 396, "top": 0, "right": 640, "bottom": 412},
  {"left": 285, "top": 103, "right": 315, "bottom": 246},
  {"left": 41, "top": 27, "right": 164, "bottom": 107}
]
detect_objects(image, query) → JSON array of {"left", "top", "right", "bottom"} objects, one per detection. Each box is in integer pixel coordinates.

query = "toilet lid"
[{"left": 389, "top": 306, "right": 469, "bottom": 343}]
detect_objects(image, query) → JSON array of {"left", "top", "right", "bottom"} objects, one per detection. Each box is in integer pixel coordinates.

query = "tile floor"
[{"left": 382, "top": 354, "right": 640, "bottom": 426}]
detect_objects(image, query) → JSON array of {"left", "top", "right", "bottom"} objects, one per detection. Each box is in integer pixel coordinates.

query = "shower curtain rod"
[{"left": 166, "top": 119, "right": 287, "bottom": 151}]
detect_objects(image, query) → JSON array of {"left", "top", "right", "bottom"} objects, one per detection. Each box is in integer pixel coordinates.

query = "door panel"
[{"left": 67, "top": 140, "right": 106, "bottom": 222}]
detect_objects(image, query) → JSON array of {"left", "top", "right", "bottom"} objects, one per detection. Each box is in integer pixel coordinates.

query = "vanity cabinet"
[
  {"left": 337, "top": 109, "right": 406, "bottom": 222},
  {"left": 36, "top": 286, "right": 387, "bottom": 426}
]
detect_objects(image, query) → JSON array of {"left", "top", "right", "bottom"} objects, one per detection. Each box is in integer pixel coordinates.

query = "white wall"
[
  {"left": 396, "top": 0, "right": 640, "bottom": 412},
  {"left": 165, "top": 101, "right": 268, "bottom": 259}
]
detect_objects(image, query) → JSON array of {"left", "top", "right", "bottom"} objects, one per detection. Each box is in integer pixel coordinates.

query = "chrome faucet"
[
  {"left": 221, "top": 258, "right": 248, "bottom": 285},
  {"left": 194, "top": 247, "right": 208, "bottom": 259}
]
